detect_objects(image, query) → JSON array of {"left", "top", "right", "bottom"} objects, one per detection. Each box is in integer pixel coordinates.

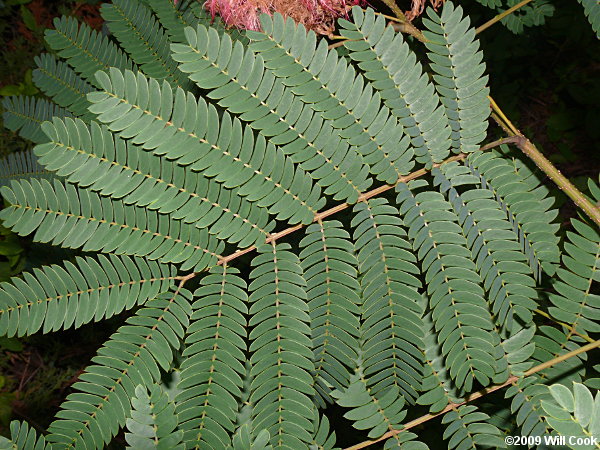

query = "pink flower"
[{"left": 203, "top": 0, "right": 368, "bottom": 35}]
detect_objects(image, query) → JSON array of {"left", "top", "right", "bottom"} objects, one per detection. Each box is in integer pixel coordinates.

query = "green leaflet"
[
  {"left": 434, "top": 163, "right": 539, "bottom": 332},
  {"left": 0, "top": 253, "right": 176, "bottom": 337},
  {"left": 467, "top": 148, "right": 560, "bottom": 277},
  {"left": 230, "top": 425, "right": 273, "bottom": 450},
  {"left": 423, "top": 2, "right": 490, "bottom": 154},
  {"left": 299, "top": 220, "right": 361, "bottom": 398},
  {"left": 248, "top": 243, "right": 315, "bottom": 448},
  {"left": 248, "top": 13, "right": 414, "bottom": 183},
  {"left": 147, "top": 0, "right": 203, "bottom": 43},
  {"left": 0, "top": 149, "right": 54, "bottom": 189},
  {"left": 0, "top": 178, "right": 223, "bottom": 271},
  {"left": 441, "top": 405, "right": 506, "bottom": 449},
  {"left": 578, "top": 0, "right": 600, "bottom": 39},
  {"left": 46, "top": 289, "right": 192, "bottom": 449},
  {"left": 495, "top": 325, "right": 536, "bottom": 380},
  {"left": 2, "top": 95, "right": 72, "bottom": 144},
  {"left": 505, "top": 377, "right": 553, "bottom": 439},
  {"left": 125, "top": 384, "right": 184, "bottom": 449},
  {"left": 44, "top": 15, "right": 136, "bottom": 88},
  {"left": 87, "top": 68, "right": 325, "bottom": 224},
  {"left": 352, "top": 198, "right": 425, "bottom": 403},
  {"left": 310, "top": 413, "right": 337, "bottom": 450},
  {"left": 418, "top": 308, "right": 463, "bottom": 413},
  {"left": 332, "top": 373, "right": 406, "bottom": 439},
  {"left": 331, "top": 373, "right": 429, "bottom": 449},
  {"left": 101, "top": 0, "right": 190, "bottom": 89},
  {"left": 35, "top": 117, "right": 274, "bottom": 247},
  {"left": 339, "top": 7, "right": 451, "bottom": 166},
  {"left": 397, "top": 181, "right": 501, "bottom": 392},
  {"left": 541, "top": 382, "right": 600, "bottom": 447},
  {"left": 172, "top": 24, "right": 375, "bottom": 201},
  {"left": 500, "top": 0, "right": 555, "bottom": 35},
  {"left": 548, "top": 217, "right": 600, "bottom": 335},
  {"left": 533, "top": 325, "right": 585, "bottom": 385},
  {"left": 0, "top": 421, "right": 47, "bottom": 450},
  {"left": 176, "top": 265, "right": 248, "bottom": 448},
  {"left": 33, "top": 53, "right": 94, "bottom": 119}
]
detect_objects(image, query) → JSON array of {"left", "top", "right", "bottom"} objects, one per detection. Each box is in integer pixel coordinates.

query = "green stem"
[
  {"left": 377, "top": 1, "right": 428, "bottom": 42},
  {"left": 489, "top": 98, "right": 600, "bottom": 227},
  {"left": 380, "top": 0, "right": 406, "bottom": 20},
  {"left": 519, "top": 138, "right": 600, "bottom": 226}
]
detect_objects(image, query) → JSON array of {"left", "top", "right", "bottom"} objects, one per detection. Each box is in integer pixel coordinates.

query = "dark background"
[{"left": 0, "top": 0, "right": 598, "bottom": 445}]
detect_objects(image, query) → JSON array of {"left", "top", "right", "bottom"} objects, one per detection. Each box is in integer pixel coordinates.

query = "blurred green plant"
[
  {"left": 0, "top": 225, "right": 24, "bottom": 282},
  {"left": 0, "top": 69, "right": 38, "bottom": 97}
]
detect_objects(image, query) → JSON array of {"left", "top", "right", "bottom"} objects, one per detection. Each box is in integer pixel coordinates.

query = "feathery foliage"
[
  {"left": 2, "top": 96, "right": 72, "bottom": 143},
  {"left": 46, "top": 288, "right": 192, "bottom": 448},
  {"left": 0, "top": 253, "right": 176, "bottom": 336},
  {"left": 176, "top": 265, "right": 248, "bottom": 448},
  {"left": 125, "top": 383, "right": 185, "bottom": 449},
  {"left": 88, "top": 68, "right": 325, "bottom": 224},
  {"left": 541, "top": 382, "right": 600, "bottom": 444},
  {"left": 0, "top": 0, "right": 598, "bottom": 448},
  {"left": 300, "top": 220, "right": 360, "bottom": 398},
  {"left": 44, "top": 15, "right": 135, "bottom": 87},
  {"left": 441, "top": 405, "right": 506, "bottom": 449},
  {"left": 353, "top": 198, "right": 424, "bottom": 403},
  {"left": 339, "top": 7, "right": 451, "bottom": 167},
  {"left": 147, "top": 0, "right": 202, "bottom": 43},
  {"left": 101, "top": 0, "right": 190, "bottom": 88},
  {"left": 0, "top": 421, "right": 47, "bottom": 449},
  {"left": 34, "top": 117, "right": 274, "bottom": 247},
  {"left": 547, "top": 218, "right": 599, "bottom": 336},
  {"left": 0, "top": 149, "right": 54, "bottom": 189},
  {"left": 247, "top": 243, "right": 315, "bottom": 448},
  {"left": 0, "top": 178, "right": 223, "bottom": 271},
  {"left": 466, "top": 148, "right": 560, "bottom": 277},
  {"left": 578, "top": 0, "right": 600, "bottom": 38},
  {"left": 249, "top": 13, "right": 415, "bottom": 183},
  {"left": 33, "top": 53, "right": 95, "bottom": 119},
  {"left": 172, "top": 25, "right": 376, "bottom": 201},
  {"left": 423, "top": 3, "right": 491, "bottom": 154}
]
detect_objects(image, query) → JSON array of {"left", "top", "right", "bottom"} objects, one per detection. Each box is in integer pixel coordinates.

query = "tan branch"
[
  {"left": 476, "top": 0, "right": 534, "bottom": 34},
  {"left": 534, "top": 308, "right": 594, "bottom": 344},
  {"left": 345, "top": 339, "right": 600, "bottom": 449},
  {"left": 218, "top": 138, "right": 519, "bottom": 266}
]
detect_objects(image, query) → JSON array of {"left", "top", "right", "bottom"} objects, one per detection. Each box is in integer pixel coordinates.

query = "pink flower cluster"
[{"left": 203, "top": 0, "right": 366, "bottom": 35}]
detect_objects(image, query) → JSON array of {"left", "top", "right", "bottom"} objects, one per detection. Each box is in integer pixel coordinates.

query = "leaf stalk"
[{"left": 489, "top": 97, "right": 600, "bottom": 226}]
